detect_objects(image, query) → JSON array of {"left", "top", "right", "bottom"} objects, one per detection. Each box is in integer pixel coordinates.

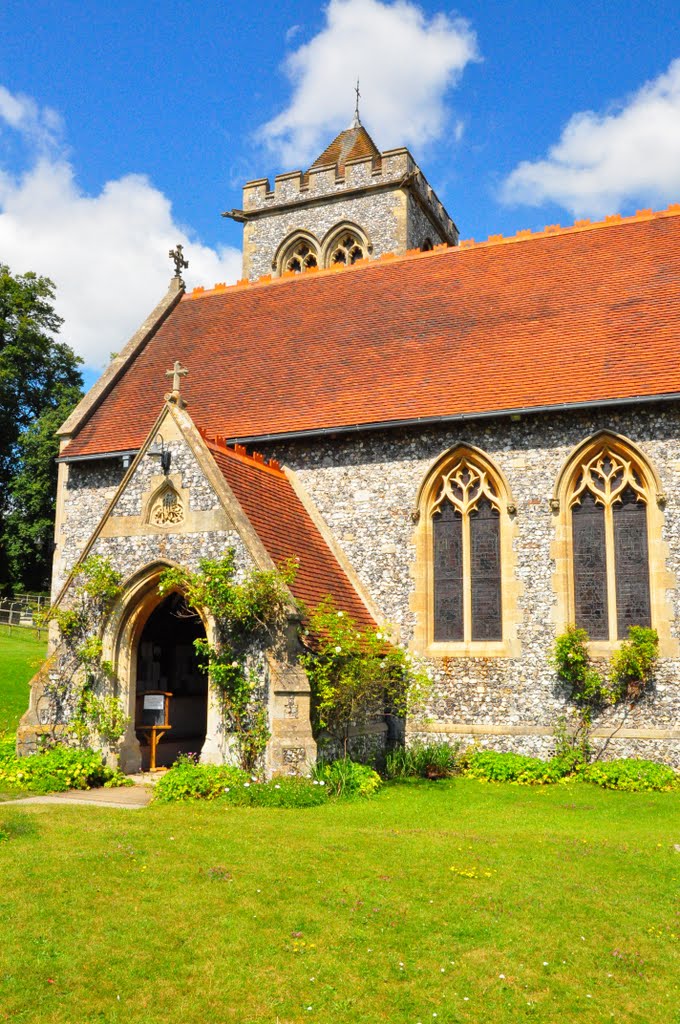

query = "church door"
[{"left": 134, "top": 593, "right": 208, "bottom": 770}]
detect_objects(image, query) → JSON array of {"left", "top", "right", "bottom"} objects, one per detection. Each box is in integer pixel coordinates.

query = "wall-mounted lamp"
[{"left": 147, "top": 434, "right": 172, "bottom": 475}]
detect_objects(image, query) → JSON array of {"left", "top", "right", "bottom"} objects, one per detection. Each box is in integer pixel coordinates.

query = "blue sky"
[{"left": 1, "top": 0, "right": 680, "bottom": 383}]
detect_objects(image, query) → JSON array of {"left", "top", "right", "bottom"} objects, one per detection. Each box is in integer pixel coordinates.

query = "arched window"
[
  {"left": 421, "top": 238, "right": 433, "bottom": 252},
  {"left": 321, "top": 223, "right": 370, "bottom": 268},
  {"left": 275, "top": 233, "right": 321, "bottom": 276},
  {"left": 567, "top": 443, "right": 651, "bottom": 640},
  {"left": 432, "top": 456, "right": 502, "bottom": 641},
  {"left": 412, "top": 446, "right": 520, "bottom": 656},
  {"left": 285, "top": 240, "right": 318, "bottom": 273},
  {"left": 328, "top": 231, "right": 366, "bottom": 266}
]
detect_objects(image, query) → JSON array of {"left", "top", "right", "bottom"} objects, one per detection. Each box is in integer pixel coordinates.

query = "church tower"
[{"left": 223, "top": 114, "right": 459, "bottom": 281}]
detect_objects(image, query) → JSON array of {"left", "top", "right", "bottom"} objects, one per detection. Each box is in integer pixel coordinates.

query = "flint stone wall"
[
  {"left": 244, "top": 191, "right": 405, "bottom": 281},
  {"left": 264, "top": 403, "right": 680, "bottom": 765}
]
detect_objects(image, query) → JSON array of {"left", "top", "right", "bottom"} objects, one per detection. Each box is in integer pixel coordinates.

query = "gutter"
[{"left": 57, "top": 390, "right": 680, "bottom": 463}]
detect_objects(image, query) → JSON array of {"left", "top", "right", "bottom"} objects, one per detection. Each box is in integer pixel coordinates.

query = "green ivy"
[
  {"left": 158, "top": 552, "right": 296, "bottom": 773},
  {"left": 44, "top": 555, "right": 128, "bottom": 749}
]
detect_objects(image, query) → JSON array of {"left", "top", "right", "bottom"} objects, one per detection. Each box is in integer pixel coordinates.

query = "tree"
[{"left": 0, "top": 264, "right": 82, "bottom": 592}]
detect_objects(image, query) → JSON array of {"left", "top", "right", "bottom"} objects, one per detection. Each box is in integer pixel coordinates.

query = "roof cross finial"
[
  {"left": 168, "top": 243, "right": 189, "bottom": 285},
  {"left": 165, "top": 360, "right": 188, "bottom": 406},
  {"left": 351, "top": 77, "right": 361, "bottom": 129}
]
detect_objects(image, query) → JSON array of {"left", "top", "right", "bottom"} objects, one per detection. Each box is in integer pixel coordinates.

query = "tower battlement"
[{"left": 226, "top": 126, "right": 458, "bottom": 281}]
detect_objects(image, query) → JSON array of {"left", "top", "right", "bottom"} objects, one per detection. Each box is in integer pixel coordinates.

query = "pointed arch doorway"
[{"left": 135, "top": 592, "right": 208, "bottom": 770}]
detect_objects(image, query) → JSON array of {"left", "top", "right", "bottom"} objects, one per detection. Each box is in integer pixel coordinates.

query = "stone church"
[{"left": 17, "top": 115, "right": 680, "bottom": 771}]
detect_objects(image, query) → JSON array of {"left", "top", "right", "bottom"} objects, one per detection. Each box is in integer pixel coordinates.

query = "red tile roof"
[
  {"left": 64, "top": 207, "right": 680, "bottom": 458},
  {"left": 309, "top": 124, "right": 381, "bottom": 171},
  {"left": 206, "top": 438, "right": 375, "bottom": 627}
]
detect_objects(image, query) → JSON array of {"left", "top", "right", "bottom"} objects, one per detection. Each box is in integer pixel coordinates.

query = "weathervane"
[
  {"left": 351, "top": 77, "right": 361, "bottom": 128},
  {"left": 168, "top": 243, "right": 189, "bottom": 284}
]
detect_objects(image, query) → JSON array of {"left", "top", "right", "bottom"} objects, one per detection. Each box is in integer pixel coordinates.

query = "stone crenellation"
[{"left": 239, "top": 145, "right": 457, "bottom": 281}]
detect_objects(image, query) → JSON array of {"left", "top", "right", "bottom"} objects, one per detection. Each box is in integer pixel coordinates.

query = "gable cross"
[
  {"left": 165, "top": 360, "right": 188, "bottom": 398},
  {"left": 168, "top": 243, "right": 189, "bottom": 283}
]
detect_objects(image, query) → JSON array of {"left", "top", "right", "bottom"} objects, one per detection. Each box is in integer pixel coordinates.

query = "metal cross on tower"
[
  {"left": 168, "top": 243, "right": 189, "bottom": 283},
  {"left": 351, "top": 78, "right": 361, "bottom": 128},
  {"left": 165, "top": 360, "right": 188, "bottom": 395}
]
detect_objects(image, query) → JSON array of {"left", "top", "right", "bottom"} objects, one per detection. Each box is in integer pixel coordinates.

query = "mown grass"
[
  {"left": 0, "top": 625, "right": 46, "bottom": 734},
  {"left": 1, "top": 779, "right": 679, "bottom": 1024}
]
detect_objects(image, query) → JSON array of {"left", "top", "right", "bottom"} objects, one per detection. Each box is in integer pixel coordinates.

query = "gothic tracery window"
[
  {"left": 432, "top": 456, "right": 502, "bottom": 642},
  {"left": 328, "top": 231, "right": 365, "bottom": 266},
  {"left": 285, "top": 240, "right": 318, "bottom": 273},
  {"left": 568, "top": 444, "right": 651, "bottom": 640}
]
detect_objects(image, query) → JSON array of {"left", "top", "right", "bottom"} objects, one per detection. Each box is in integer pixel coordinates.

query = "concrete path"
[{"left": 8, "top": 784, "right": 153, "bottom": 809}]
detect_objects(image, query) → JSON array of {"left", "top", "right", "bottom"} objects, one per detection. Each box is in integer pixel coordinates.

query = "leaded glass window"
[
  {"left": 328, "top": 232, "right": 365, "bottom": 266},
  {"left": 432, "top": 457, "right": 503, "bottom": 642},
  {"left": 569, "top": 446, "right": 651, "bottom": 640}
]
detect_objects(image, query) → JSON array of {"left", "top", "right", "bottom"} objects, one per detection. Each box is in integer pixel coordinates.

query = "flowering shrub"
[
  {"left": 300, "top": 597, "right": 430, "bottom": 756},
  {"left": 577, "top": 758, "right": 678, "bottom": 792},
  {"left": 153, "top": 757, "right": 327, "bottom": 807},
  {"left": 153, "top": 756, "right": 250, "bottom": 802},
  {"left": 0, "top": 742, "right": 129, "bottom": 794},
  {"left": 311, "top": 757, "right": 382, "bottom": 797}
]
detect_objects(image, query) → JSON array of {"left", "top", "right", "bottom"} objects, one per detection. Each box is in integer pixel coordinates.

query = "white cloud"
[
  {"left": 259, "top": 0, "right": 479, "bottom": 166},
  {"left": 501, "top": 59, "right": 680, "bottom": 218},
  {"left": 0, "top": 87, "right": 241, "bottom": 370},
  {"left": 0, "top": 85, "right": 63, "bottom": 152}
]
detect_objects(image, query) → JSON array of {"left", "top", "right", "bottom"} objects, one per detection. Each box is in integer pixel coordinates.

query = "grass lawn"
[
  {"left": 0, "top": 780, "right": 679, "bottom": 1024},
  {"left": 0, "top": 625, "right": 47, "bottom": 734}
]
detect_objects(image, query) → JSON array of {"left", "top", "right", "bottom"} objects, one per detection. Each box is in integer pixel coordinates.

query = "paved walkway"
[{"left": 8, "top": 783, "right": 153, "bottom": 810}]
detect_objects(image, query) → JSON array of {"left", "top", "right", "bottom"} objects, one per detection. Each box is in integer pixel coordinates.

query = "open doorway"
[{"left": 134, "top": 593, "right": 208, "bottom": 770}]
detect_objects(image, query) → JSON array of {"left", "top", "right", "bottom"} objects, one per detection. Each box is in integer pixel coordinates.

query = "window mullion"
[
  {"left": 462, "top": 512, "right": 472, "bottom": 644},
  {"left": 604, "top": 503, "right": 618, "bottom": 641}
]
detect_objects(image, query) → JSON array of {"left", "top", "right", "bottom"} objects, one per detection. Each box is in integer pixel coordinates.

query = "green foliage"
[
  {"left": 552, "top": 624, "right": 659, "bottom": 711},
  {"left": 0, "top": 744, "right": 129, "bottom": 794},
  {"left": 311, "top": 757, "right": 383, "bottom": 798},
  {"left": 385, "top": 740, "right": 460, "bottom": 780},
  {"left": 158, "top": 553, "right": 296, "bottom": 772},
  {"left": 153, "top": 756, "right": 250, "bottom": 802},
  {"left": 462, "top": 748, "right": 679, "bottom": 792},
  {"left": 0, "top": 811, "right": 38, "bottom": 843},
  {"left": 464, "top": 750, "right": 569, "bottom": 785},
  {"left": 610, "top": 627, "right": 660, "bottom": 701},
  {"left": 46, "top": 555, "right": 128, "bottom": 749},
  {"left": 153, "top": 756, "right": 327, "bottom": 807},
  {"left": 0, "top": 262, "right": 83, "bottom": 592},
  {"left": 577, "top": 758, "right": 678, "bottom": 792},
  {"left": 300, "top": 597, "right": 430, "bottom": 755}
]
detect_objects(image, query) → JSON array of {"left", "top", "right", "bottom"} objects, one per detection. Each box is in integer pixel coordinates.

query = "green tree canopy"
[{"left": 0, "top": 264, "right": 83, "bottom": 592}]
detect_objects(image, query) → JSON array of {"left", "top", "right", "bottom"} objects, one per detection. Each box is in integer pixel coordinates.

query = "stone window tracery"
[
  {"left": 328, "top": 231, "right": 366, "bottom": 266},
  {"left": 431, "top": 456, "right": 502, "bottom": 643},
  {"left": 567, "top": 444, "right": 651, "bottom": 640},
  {"left": 285, "top": 240, "right": 318, "bottom": 273}
]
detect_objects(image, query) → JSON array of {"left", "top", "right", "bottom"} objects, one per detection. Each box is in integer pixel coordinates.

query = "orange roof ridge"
[
  {"left": 200, "top": 429, "right": 285, "bottom": 477},
  {"left": 183, "top": 202, "right": 680, "bottom": 302}
]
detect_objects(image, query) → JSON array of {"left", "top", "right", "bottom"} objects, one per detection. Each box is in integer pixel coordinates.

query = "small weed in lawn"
[
  {"left": 0, "top": 809, "right": 38, "bottom": 842},
  {"left": 202, "top": 865, "right": 233, "bottom": 882}
]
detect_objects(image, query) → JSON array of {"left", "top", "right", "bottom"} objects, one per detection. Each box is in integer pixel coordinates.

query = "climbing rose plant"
[
  {"left": 300, "top": 596, "right": 431, "bottom": 756},
  {"left": 158, "top": 552, "right": 296, "bottom": 772}
]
